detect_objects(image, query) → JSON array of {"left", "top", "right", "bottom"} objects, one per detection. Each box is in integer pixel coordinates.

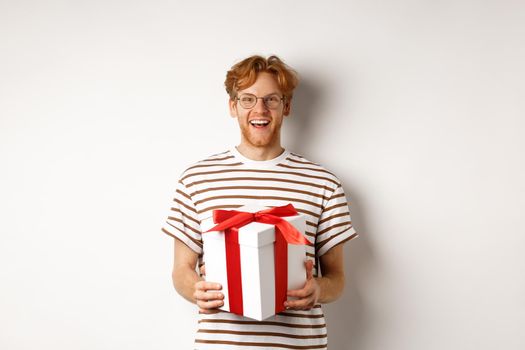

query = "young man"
[{"left": 161, "top": 55, "right": 359, "bottom": 349}]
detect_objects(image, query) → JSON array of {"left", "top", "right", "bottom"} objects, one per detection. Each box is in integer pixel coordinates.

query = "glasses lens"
[
  {"left": 264, "top": 94, "right": 282, "bottom": 109},
  {"left": 239, "top": 94, "right": 256, "bottom": 108}
]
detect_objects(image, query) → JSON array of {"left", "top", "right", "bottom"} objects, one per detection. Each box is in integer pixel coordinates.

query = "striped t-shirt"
[{"left": 161, "top": 146, "right": 359, "bottom": 349}]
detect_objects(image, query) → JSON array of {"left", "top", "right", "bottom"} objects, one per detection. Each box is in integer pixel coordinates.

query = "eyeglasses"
[{"left": 236, "top": 93, "right": 285, "bottom": 109}]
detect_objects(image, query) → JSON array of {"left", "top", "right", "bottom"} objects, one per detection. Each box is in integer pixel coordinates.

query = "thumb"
[{"left": 305, "top": 259, "right": 314, "bottom": 280}]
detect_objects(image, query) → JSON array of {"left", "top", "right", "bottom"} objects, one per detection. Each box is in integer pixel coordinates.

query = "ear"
[
  {"left": 229, "top": 98, "right": 238, "bottom": 118},
  {"left": 283, "top": 98, "right": 292, "bottom": 116}
]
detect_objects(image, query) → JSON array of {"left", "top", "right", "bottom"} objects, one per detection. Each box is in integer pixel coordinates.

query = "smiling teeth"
[{"left": 250, "top": 120, "right": 270, "bottom": 126}]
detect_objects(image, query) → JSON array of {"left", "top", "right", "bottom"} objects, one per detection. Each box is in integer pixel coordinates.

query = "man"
[{"left": 161, "top": 55, "right": 359, "bottom": 349}]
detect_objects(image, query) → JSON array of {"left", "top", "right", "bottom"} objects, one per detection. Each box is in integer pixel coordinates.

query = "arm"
[
  {"left": 285, "top": 243, "right": 345, "bottom": 309},
  {"left": 316, "top": 243, "right": 345, "bottom": 303},
  {"left": 171, "top": 238, "right": 224, "bottom": 313}
]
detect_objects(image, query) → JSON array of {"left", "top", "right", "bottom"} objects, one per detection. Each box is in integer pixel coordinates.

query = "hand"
[
  {"left": 284, "top": 259, "right": 320, "bottom": 310},
  {"left": 193, "top": 264, "right": 224, "bottom": 314}
]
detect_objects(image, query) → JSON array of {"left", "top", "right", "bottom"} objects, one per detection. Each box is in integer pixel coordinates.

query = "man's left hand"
[{"left": 284, "top": 259, "right": 320, "bottom": 310}]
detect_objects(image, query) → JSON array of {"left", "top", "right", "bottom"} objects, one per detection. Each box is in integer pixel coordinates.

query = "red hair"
[{"left": 224, "top": 55, "right": 299, "bottom": 102}]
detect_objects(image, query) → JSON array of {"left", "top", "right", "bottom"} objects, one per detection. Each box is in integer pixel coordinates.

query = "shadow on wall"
[
  {"left": 323, "top": 185, "right": 371, "bottom": 350},
  {"left": 286, "top": 75, "right": 323, "bottom": 152},
  {"left": 288, "top": 74, "right": 373, "bottom": 350}
]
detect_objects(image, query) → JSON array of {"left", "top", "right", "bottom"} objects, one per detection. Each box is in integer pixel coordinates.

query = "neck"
[{"left": 235, "top": 143, "right": 285, "bottom": 161}]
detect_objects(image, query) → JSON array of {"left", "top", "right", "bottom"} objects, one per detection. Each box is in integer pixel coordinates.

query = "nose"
[{"left": 253, "top": 97, "right": 269, "bottom": 113}]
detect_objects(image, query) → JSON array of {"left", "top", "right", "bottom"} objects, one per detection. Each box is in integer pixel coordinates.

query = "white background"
[{"left": 1, "top": 1, "right": 524, "bottom": 349}]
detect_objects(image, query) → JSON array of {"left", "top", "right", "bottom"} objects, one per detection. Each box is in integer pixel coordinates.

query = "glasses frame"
[{"left": 235, "top": 93, "right": 286, "bottom": 110}]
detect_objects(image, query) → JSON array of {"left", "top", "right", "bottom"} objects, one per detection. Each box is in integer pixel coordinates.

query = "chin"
[
  {"left": 249, "top": 139, "right": 271, "bottom": 147},
  {"left": 242, "top": 132, "right": 274, "bottom": 147}
]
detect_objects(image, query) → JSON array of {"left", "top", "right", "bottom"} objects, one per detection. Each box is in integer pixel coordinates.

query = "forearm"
[
  {"left": 315, "top": 273, "right": 345, "bottom": 304},
  {"left": 172, "top": 265, "right": 202, "bottom": 304}
]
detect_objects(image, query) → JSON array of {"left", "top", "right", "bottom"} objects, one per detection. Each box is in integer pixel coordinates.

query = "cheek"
[
  {"left": 272, "top": 110, "right": 285, "bottom": 121},
  {"left": 237, "top": 112, "right": 251, "bottom": 125},
  {"left": 239, "top": 111, "right": 250, "bottom": 120}
]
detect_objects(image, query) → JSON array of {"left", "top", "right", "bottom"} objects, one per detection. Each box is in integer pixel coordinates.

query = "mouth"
[{"left": 249, "top": 119, "right": 271, "bottom": 130}]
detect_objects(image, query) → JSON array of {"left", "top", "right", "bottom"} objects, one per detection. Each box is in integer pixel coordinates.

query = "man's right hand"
[
  {"left": 172, "top": 240, "right": 224, "bottom": 313},
  {"left": 193, "top": 265, "right": 224, "bottom": 314}
]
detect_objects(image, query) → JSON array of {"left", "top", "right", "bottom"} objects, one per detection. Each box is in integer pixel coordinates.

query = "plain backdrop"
[{"left": 1, "top": 1, "right": 524, "bottom": 349}]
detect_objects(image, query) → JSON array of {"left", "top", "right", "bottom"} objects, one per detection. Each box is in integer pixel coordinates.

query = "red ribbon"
[{"left": 204, "top": 204, "right": 310, "bottom": 316}]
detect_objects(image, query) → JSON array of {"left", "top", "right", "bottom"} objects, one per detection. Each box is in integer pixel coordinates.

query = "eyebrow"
[{"left": 241, "top": 92, "right": 281, "bottom": 96}]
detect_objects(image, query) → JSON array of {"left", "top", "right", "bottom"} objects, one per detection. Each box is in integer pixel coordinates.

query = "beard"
[{"left": 239, "top": 121, "right": 281, "bottom": 148}]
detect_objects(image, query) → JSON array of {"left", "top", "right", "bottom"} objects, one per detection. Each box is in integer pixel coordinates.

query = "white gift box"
[{"left": 201, "top": 203, "right": 308, "bottom": 321}]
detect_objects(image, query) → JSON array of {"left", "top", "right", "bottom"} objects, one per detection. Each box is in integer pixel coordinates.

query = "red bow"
[{"left": 207, "top": 203, "right": 310, "bottom": 245}]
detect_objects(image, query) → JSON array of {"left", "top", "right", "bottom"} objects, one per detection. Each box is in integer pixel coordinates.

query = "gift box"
[{"left": 201, "top": 203, "right": 310, "bottom": 321}]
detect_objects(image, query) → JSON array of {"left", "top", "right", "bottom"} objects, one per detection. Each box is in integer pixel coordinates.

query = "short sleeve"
[
  {"left": 315, "top": 184, "right": 358, "bottom": 257},
  {"left": 160, "top": 178, "right": 203, "bottom": 254}
]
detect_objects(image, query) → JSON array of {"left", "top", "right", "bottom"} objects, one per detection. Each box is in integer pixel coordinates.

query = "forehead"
[{"left": 238, "top": 72, "right": 282, "bottom": 95}]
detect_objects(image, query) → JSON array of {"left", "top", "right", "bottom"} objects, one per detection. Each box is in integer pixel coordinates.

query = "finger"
[
  {"left": 199, "top": 308, "right": 220, "bottom": 314},
  {"left": 197, "top": 299, "right": 224, "bottom": 310},
  {"left": 288, "top": 296, "right": 315, "bottom": 310},
  {"left": 199, "top": 264, "right": 206, "bottom": 276},
  {"left": 194, "top": 290, "right": 224, "bottom": 301},
  {"left": 195, "top": 281, "right": 222, "bottom": 291},
  {"left": 287, "top": 279, "right": 314, "bottom": 298},
  {"left": 305, "top": 259, "right": 314, "bottom": 280},
  {"left": 285, "top": 298, "right": 313, "bottom": 310},
  {"left": 287, "top": 287, "right": 311, "bottom": 298}
]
